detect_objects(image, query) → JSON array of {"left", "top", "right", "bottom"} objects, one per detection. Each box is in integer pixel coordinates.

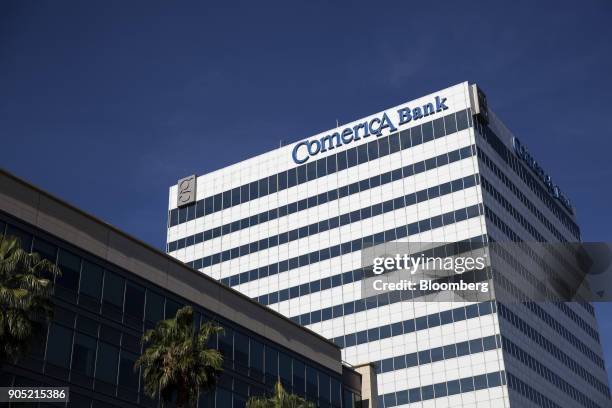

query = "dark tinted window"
[
  {"left": 57, "top": 249, "right": 80, "bottom": 292},
  {"left": 103, "top": 272, "right": 124, "bottom": 308},
  {"left": 119, "top": 351, "right": 139, "bottom": 388},
  {"left": 331, "top": 378, "right": 342, "bottom": 407},
  {"left": 124, "top": 283, "right": 145, "bottom": 320},
  {"left": 72, "top": 333, "right": 96, "bottom": 376},
  {"left": 95, "top": 342, "right": 118, "bottom": 384},
  {"left": 265, "top": 346, "right": 278, "bottom": 382},
  {"left": 279, "top": 352, "right": 292, "bottom": 388},
  {"left": 306, "top": 366, "right": 318, "bottom": 399},
  {"left": 32, "top": 237, "right": 57, "bottom": 263},
  {"left": 80, "top": 260, "right": 103, "bottom": 299},
  {"left": 165, "top": 299, "right": 180, "bottom": 318},
  {"left": 46, "top": 324, "right": 73, "bottom": 368},
  {"left": 145, "top": 291, "right": 165, "bottom": 323},
  {"left": 319, "top": 372, "right": 330, "bottom": 403},
  {"left": 234, "top": 332, "right": 249, "bottom": 368},
  {"left": 218, "top": 326, "right": 233, "bottom": 361},
  {"left": 293, "top": 359, "right": 305, "bottom": 396},
  {"left": 249, "top": 339, "right": 264, "bottom": 378},
  {"left": 5, "top": 225, "right": 32, "bottom": 250}
]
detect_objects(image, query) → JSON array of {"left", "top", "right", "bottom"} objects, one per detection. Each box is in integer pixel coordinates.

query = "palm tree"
[
  {"left": 135, "top": 305, "right": 223, "bottom": 407},
  {"left": 247, "top": 380, "right": 316, "bottom": 408},
  {"left": 0, "top": 235, "right": 61, "bottom": 364}
]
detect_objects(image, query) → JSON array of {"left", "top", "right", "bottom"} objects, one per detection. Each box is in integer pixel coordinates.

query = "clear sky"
[{"left": 2, "top": 0, "right": 611, "bottom": 382}]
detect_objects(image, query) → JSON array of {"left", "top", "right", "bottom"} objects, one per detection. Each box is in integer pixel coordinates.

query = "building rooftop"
[{"left": 0, "top": 168, "right": 344, "bottom": 374}]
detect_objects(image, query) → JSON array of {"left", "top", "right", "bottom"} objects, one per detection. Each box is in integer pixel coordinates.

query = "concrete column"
[{"left": 354, "top": 363, "right": 378, "bottom": 408}]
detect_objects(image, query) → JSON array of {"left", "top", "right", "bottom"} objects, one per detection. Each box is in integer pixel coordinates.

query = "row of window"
[
  {"left": 255, "top": 236, "right": 486, "bottom": 307},
  {"left": 198, "top": 383, "right": 359, "bottom": 408},
  {"left": 478, "top": 148, "right": 571, "bottom": 244},
  {"left": 206, "top": 203, "right": 484, "bottom": 288},
  {"left": 168, "top": 144, "right": 476, "bottom": 252},
  {"left": 197, "top": 170, "right": 479, "bottom": 269},
  {"left": 330, "top": 301, "right": 496, "bottom": 349},
  {"left": 168, "top": 108, "right": 473, "bottom": 227},
  {"left": 507, "top": 372, "right": 563, "bottom": 408},
  {"left": 213, "top": 323, "right": 344, "bottom": 405},
  {"left": 489, "top": 238, "right": 600, "bottom": 345},
  {"left": 497, "top": 302, "right": 608, "bottom": 391},
  {"left": 481, "top": 175, "right": 598, "bottom": 335},
  {"left": 0, "top": 218, "right": 351, "bottom": 408},
  {"left": 290, "top": 267, "right": 491, "bottom": 329},
  {"left": 43, "top": 320, "right": 143, "bottom": 403},
  {"left": 475, "top": 121, "right": 580, "bottom": 239},
  {"left": 374, "top": 334, "right": 501, "bottom": 374},
  {"left": 502, "top": 336, "right": 604, "bottom": 408},
  {"left": 481, "top": 175, "right": 584, "bottom": 284},
  {"left": 376, "top": 370, "right": 506, "bottom": 408},
  {"left": 486, "top": 211, "right": 605, "bottom": 368},
  {"left": 492, "top": 268, "right": 609, "bottom": 394}
]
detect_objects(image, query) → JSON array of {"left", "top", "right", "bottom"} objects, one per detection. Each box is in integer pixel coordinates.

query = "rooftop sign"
[{"left": 291, "top": 96, "right": 449, "bottom": 164}]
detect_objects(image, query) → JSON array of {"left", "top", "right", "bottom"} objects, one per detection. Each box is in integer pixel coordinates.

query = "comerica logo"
[
  {"left": 512, "top": 136, "right": 573, "bottom": 213},
  {"left": 291, "top": 95, "right": 449, "bottom": 164}
]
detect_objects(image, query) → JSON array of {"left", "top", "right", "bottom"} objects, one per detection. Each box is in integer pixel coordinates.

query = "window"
[
  {"left": 234, "top": 332, "right": 249, "bottom": 369},
  {"left": 102, "top": 272, "right": 124, "bottom": 320},
  {"left": 124, "top": 283, "right": 145, "bottom": 321},
  {"left": 218, "top": 326, "right": 233, "bottom": 363},
  {"left": 165, "top": 299, "right": 180, "bottom": 318},
  {"left": 145, "top": 291, "right": 164, "bottom": 324},
  {"left": 72, "top": 333, "right": 96, "bottom": 376},
  {"left": 249, "top": 339, "right": 264, "bottom": 379},
  {"left": 102, "top": 273, "right": 123, "bottom": 308},
  {"left": 265, "top": 347, "right": 278, "bottom": 385},
  {"left": 433, "top": 117, "right": 445, "bottom": 138},
  {"left": 57, "top": 249, "right": 81, "bottom": 294},
  {"left": 330, "top": 378, "right": 341, "bottom": 407},
  {"left": 79, "top": 260, "right": 103, "bottom": 300},
  {"left": 279, "top": 352, "right": 292, "bottom": 389},
  {"left": 95, "top": 342, "right": 119, "bottom": 384},
  {"left": 319, "top": 372, "right": 330, "bottom": 403},
  {"left": 119, "top": 351, "right": 139, "bottom": 389},
  {"left": 46, "top": 324, "right": 73, "bottom": 368},
  {"left": 306, "top": 366, "right": 318, "bottom": 399},
  {"left": 5, "top": 225, "right": 32, "bottom": 250},
  {"left": 32, "top": 237, "right": 57, "bottom": 263},
  {"left": 293, "top": 359, "right": 305, "bottom": 396},
  {"left": 217, "top": 388, "right": 232, "bottom": 407}
]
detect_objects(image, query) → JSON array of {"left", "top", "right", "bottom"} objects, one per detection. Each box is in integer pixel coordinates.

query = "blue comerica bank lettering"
[{"left": 292, "top": 95, "right": 449, "bottom": 164}]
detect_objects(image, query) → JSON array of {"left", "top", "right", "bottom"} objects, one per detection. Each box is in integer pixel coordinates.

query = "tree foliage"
[
  {"left": 247, "top": 380, "right": 316, "bottom": 408},
  {"left": 0, "top": 235, "right": 60, "bottom": 363},
  {"left": 135, "top": 305, "right": 223, "bottom": 407}
]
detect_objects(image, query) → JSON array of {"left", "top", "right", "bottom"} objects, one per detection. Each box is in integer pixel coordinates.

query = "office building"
[
  {"left": 0, "top": 170, "right": 362, "bottom": 408},
  {"left": 166, "top": 82, "right": 610, "bottom": 407}
]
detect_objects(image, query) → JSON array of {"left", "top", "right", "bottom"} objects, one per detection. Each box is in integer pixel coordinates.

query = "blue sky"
[{"left": 2, "top": 0, "right": 612, "bottom": 381}]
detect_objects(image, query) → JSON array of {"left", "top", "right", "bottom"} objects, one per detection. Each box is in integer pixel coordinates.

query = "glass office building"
[
  {"left": 0, "top": 170, "right": 362, "bottom": 408},
  {"left": 167, "top": 82, "right": 610, "bottom": 407}
]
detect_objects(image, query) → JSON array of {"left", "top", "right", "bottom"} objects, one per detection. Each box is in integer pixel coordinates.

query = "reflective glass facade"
[{"left": 0, "top": 212, "right": 360, "bottom": 408}]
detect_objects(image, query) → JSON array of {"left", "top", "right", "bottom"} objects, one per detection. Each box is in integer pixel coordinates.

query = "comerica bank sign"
[{"left": 291, "top": 96, "right": 449, "bottom": 164}]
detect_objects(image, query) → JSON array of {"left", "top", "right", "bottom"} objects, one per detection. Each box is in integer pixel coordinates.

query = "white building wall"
[{"left": 166, "top": 82, "right": 609, "bottom": 408}]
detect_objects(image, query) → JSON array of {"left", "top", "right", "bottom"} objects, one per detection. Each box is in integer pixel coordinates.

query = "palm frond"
[
  {"left": 0, "top": 235, "right": 59, "bottom": 364},
  {"left": 135, "top": 305, "right": 224, "bottom": 407}
]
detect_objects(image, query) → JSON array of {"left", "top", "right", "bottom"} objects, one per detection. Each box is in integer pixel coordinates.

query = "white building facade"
[{"left": 166, "top": 82, "right": 610, "bottom": 408}]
